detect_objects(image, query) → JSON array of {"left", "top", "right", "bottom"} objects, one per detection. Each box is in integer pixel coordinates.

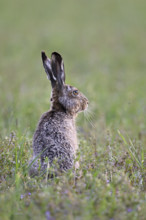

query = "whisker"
[
  {"left": 85, "top": 108, "right": 96, "bottom": 119},
  {"left": 85, "top": 108, "right": 96, "bottom": 122},
  {"left": 84, "top": 109, "right": 97, "bottom": 129}
]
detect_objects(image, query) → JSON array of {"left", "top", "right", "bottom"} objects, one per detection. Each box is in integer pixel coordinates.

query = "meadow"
[{"left": 0, "top": 0, "right": 145, "bottom": 219}]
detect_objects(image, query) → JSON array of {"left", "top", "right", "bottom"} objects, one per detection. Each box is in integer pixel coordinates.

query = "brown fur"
[{"left": 29, "top": 52, "right": 88, "bottom": 177}]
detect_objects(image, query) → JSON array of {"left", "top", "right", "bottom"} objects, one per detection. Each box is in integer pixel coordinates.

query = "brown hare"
[{"left": 29, "top": 51, "right": 88, "bottom": 177}]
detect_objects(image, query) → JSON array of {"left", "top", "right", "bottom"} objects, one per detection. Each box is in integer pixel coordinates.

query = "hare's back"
[{"left": 33, "top": 111, "right": 77, "bottom": 154}]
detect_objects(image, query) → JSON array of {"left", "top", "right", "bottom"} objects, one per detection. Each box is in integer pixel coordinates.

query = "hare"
[{"left": 29, "top": 51, "right": 88, "bottom": 177}]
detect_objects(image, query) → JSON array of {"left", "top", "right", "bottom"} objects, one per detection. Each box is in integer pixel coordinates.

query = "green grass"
[{"left": 0, "top": 0, "right": 146, "bottom": 219}]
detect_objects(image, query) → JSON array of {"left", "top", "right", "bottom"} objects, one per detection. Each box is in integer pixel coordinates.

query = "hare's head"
[{"left": 41, "top": 51, "right": 88, "bottom": 115}]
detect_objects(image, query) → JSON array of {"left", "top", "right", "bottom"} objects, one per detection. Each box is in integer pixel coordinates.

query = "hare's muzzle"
[{"left": 82, "top": 98, "right": 89, "bottom": 111}]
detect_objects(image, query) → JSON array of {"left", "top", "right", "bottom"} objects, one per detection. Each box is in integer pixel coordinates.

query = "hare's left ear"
[
  {"left": 51, "top": 52, "right": 65, "bottom": 88},
  {"left": 41, "top": 51, "right": 56, "bottom": 88}
]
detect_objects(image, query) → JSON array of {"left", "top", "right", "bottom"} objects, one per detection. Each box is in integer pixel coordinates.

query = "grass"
[{"left": 0, "top": 0, "right": 146, "bottom": 219}]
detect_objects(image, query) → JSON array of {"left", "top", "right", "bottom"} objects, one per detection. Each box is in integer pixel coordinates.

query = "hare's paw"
[{"left": 75, "top": 161, "right": 80, "bottom": 170}]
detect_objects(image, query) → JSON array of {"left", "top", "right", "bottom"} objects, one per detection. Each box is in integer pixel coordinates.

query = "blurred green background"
[
  {"left": 0, "top": 1, "right": 146, "bottom": 219},
  {"left": 0, "top": 0, "right": 146, "bottom": 137}
]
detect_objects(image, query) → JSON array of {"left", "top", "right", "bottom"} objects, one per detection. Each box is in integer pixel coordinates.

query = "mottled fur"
[{"left": 29, "top": 51, "right": 88, "bottom": 177}]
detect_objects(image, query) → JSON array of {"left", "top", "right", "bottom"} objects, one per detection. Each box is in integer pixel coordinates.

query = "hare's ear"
[
  {"left": 51, "top": 52, "right": 65, "bottom": 88},
  {"left": 41, "top": 51, "right": 56, "bottom": 88}
]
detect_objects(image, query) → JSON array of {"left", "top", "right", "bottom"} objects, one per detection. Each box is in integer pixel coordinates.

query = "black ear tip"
[
  {"left": 52, "top": 52, "right": 59, "bottom": 56},
  {"left": 41, "top": 51, "right": 47, "bottom": 61},
  {"left": 51, "top": 52, "right": 62, "bottom": 62}
]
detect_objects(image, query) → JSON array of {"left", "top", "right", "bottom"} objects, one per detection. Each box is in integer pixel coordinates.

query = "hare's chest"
[{"left": 62, "top": 120, "right": 78, "bottom": 151}]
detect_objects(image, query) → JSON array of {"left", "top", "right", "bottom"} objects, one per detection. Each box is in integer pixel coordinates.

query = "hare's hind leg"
[{"left": 28, "top": 155, "right": 41, "bottom": 177}]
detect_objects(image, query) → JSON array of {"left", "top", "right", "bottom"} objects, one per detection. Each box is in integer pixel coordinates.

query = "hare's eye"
[{"left": 73, "top": 90, "right": 78, "bottom": 96}]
